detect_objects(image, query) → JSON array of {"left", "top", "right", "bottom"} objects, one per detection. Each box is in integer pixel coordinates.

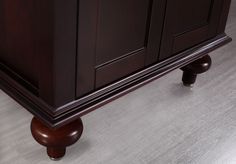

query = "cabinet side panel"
[
  {"left": 0, "top": 0, "right": 38, "bottom": 87},
  {"left": 217, "top": 0, "right": 231, "bottom": 33},
  {"left": 0, "top": 1, "right": 78, "bottom": 106},
  {"left": 36, "top": 0, "right": 78, "bottom": 107}
]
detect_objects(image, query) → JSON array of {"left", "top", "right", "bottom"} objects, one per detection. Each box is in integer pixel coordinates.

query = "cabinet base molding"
[{"left": 0, "top": 34, "right": 231, "bottom": 129}]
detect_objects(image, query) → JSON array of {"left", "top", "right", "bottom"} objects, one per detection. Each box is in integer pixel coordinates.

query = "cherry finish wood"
[
  {"left": 159, "top": 0, "right": 227, "bottom": 60},
  {"left": 0, "top": 0, "right": 38, "bottom": 87},
  {"left": 77, "top": 0, "right": 166, "bottom": 95},
  {"left": 0, "top": 0, "right": 78, "bottom": 107},
  {"left": 181, "top": 55, "right": 212, "bottom": 86},
  {"left": 0, "top": 34, "right": 231, "bottom": 128},
  {"left": 0, "top": 0, "right": 232, "bottom": 160},
  {"left": 31, "top": 117, "right": 83, "bottom": 160},
  {"left": 0, "top": 1, "right": 231, "bottom": 127}
]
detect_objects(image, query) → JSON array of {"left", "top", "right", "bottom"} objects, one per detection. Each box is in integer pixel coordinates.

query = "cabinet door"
[
  {"left": 159, "top": 0, "right": 224, "bottom": 60},
  {"left": 77, "top": 0, "right": 165, "bottom": 97}
]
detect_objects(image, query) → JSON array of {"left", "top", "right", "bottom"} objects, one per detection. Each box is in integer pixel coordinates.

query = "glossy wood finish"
[
  {"left": 0, "top": 34, "right": 231, "bottom": 128},
  {"left": 0, "top": 0, "right": 231, "bottom": 128},
  {"left": 0, "top": 0, "right": 38, "bottom": 87},
  {"left": 159, "top": 0, "right": 225, "bottom": 60},
  {"left": 77, "top": 0, "right": 166, "bottom": 95},
  {"left": 0, "top": 1, "right": 235, "bottom": 162},
  {"left": 30, "top": 117, "right": 83, "bottom": 160},
  {"left": 181, "top": 55, "right": 212, "bottom": 86},
  {"left": 0, "top": 0, "right": 232, "bottom": 160},
  {"left": 36, "top": 1, "right": 78, "bottom": 107},
  {"left": 0, "top": 0, "right": 78, "bottom": 107}
]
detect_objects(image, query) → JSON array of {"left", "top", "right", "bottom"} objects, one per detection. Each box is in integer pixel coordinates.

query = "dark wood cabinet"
[
  {"left": 160, "top": 0, "right": 226, "bottom": 60},
  {"left": 77, "top": 0, "right": 166, "bottom": 95},
  {"left": 0, "top": 0, "right": 38, "bottom": 87},
  {"left": 0, "top": 0, "right": 232, "bottom": 160}
]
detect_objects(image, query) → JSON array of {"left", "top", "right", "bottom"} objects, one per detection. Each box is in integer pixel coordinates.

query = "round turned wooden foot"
[
  {"left": 182, "top": 71, "right": 197, "bottom": 87},
  {"left": 180, "top": 55, "right": 212, "bottom": 86},
  {"left": 47, "top": 147, "right": 66, "bottom": 161},
  {"left": 30, "top": 118, "right": 83, "bottom": 160}
]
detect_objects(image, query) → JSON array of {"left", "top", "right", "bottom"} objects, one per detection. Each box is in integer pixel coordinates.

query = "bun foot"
[
  {"left": 182, "top": 72, "right": 197, "bottom": 87},
  {"left": 47, "top": 147, "right": 66, "bottom": 161},
  {"left": 30, "top": 117, "right": 83, "bottom": 160},
  {"left": 180, "top": 55, "right": 212, "bottom": 86}
]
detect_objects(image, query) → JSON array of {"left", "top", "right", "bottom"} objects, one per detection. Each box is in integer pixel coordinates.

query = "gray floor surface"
[{"left": 0, "top": 2, "right": 235, "bottom": 164}]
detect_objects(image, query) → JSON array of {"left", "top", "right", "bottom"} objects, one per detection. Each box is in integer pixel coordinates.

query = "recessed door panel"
[
  {"left": 159, "top": 0, "right": 224, "bottom": 60},
  {"left": 95, "top": 0, "right": 150, "bottom": 65},
  {"left": 77, "top": 0, "right": 166, "bottom": 96}
]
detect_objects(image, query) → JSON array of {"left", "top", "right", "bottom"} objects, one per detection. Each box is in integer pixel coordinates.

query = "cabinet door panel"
[
  {"left": 77, "top": 0, "right": 165, "bottom": 97},
  {"left": 96, "top": 50, "right": 145, "bottom": 88},
  {"left": 96, "top": 0, "right": 149, "bottom": 65},
  {"left": 159, "top": 0, "right": 224, "bottom": 60}
]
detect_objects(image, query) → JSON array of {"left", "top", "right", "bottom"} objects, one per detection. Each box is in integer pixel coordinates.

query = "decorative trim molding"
[{"left": 0, "top": 33, "right": 232, "bottom": 128}]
